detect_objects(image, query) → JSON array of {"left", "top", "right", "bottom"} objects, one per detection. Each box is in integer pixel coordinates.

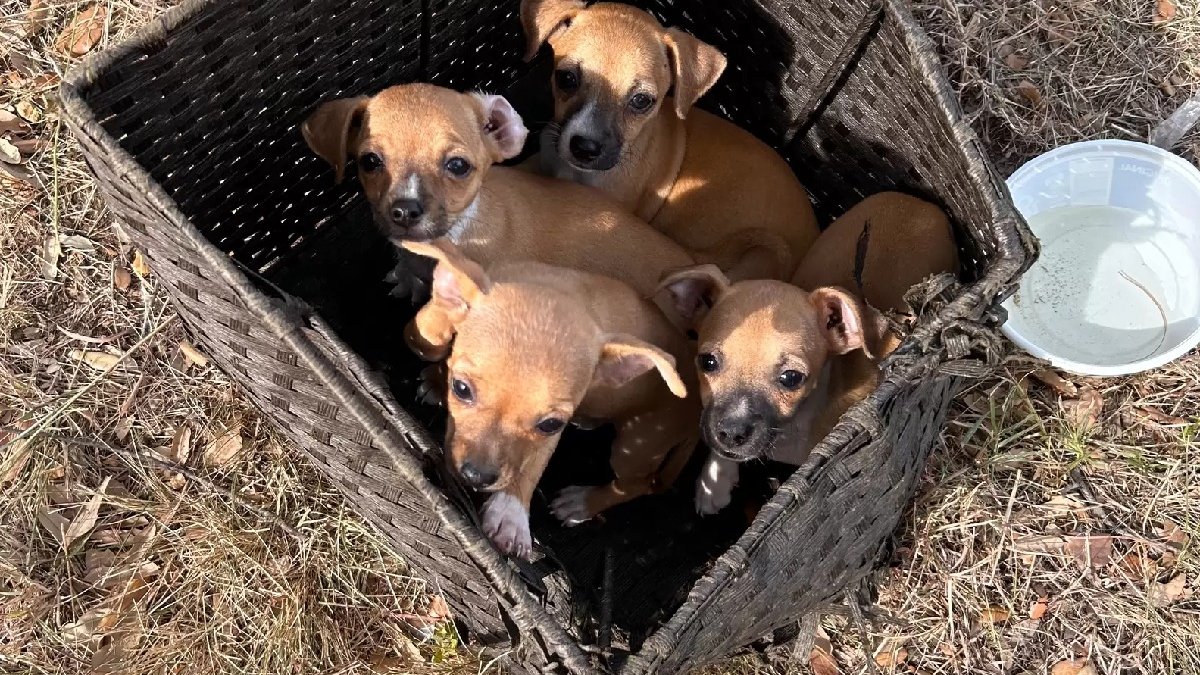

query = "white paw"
[
  {"left": 550, "top": 485, "right": 594, "bottom": 526},
  {"left": 481, "top": 493, "right": 532, "bottom": 559},
  {"left": 695, "top": 454, "right": 738, "bottom": 515}
]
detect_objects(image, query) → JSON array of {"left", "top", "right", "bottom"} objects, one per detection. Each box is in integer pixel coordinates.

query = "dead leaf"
[
  {"left": 179, "top": 341, "right": 208, "bottom": 368},
  {"left": 1041, "top": 495, "right": 1090, "bottom": 519},
  {"left": 15, "top": 100, "right": 41, "bottom": 124},
  {"left": 12, "top": 136, "right": 46, "bottom": 155},
  {"left": 37, "top": 507, "right": 70, "bottom": 545},
  {"left": 0, "top": 110, "right": 29, "bottom": 135},
  {"left": 1154, "top": 0, "right": 1177, "bottom": 24},
  {"left": 979, "top": 605, "right": 1010, "bottom": 625},
  {"left": 1063, "top": 386, "right": 1103, "bottom": 429},
  {"left": 24, "top": 0, "right": 51, "bottom": 37},
  {"left": 1065, "top": 533, "right": 1113, "bottom": 568},
  {"left": 938, "top": 642, "right": 955, "bottom": 657},
  {"left": 60, "top": 234, "right": 97, "bottom": 255},
  {"left": 810, "top": 647, "right": 839, "bottom": 675},
  {"left": 70, "top": 350, "right": 122, "bottom": 371},
  {"left": 0, "top": 160, "right": 36, "bottom": 186},
  {"left": 113, "top": 267, "right": 131, "bottom": 290},
  {"left": 1014, "top": 534, "right": 1068, "bottom": 555},
  {"left": 42, "top": 235, "right": 60, "bottom": 280},
  {"left": 1150, "top": 574, "right": 1188, "bottom": 607},
  {"left": 56, "top": 4, "right": 108, "bottom": 57},
  {"left": 874, "top": 647, "right": 908, "bottom": 667},
  {"left": 1052, "top": 659, "right": 1096, "bottom": 675},
  {"left": 62, "top": 477, "right": 110, "bottom": 551},
  {"left": 113, "top": 416, "right": 132, "bottom": 442},
  {"left": 1031, "top": 369, "right": 1078, "bottom": 397},
  {"left": 165, "top": 472, "right": 187, "bottom": 490},
  {"left": 0, "top": 138, "right": 22, "bottom": 165},
  {"left": 203, "top": 427, "right": 243, "bottom": 467},
  {"left": 1004, "top": 52, "right": 1029, "bottom": 70},
  {"left": 1030, "top": 595, "right": 1049, "bottom": 620},
  {"left": 1016, "top": 80, "right": 1042, "bottom": 106},
  {"left": 131, "top": 250, "right": 151, "bottom": 277},
  {"left": 169, "top": 426, "right": 192, "bottom": 464},
  {"left": 1045, "top": 10, "right": 1076, "bottom": 46},
  {"left": 1162, "top": 519, "right": 1189, "bottom": 548},
  {"left": 1135, "top": 406, "right": 1188, "bottom": 426}
]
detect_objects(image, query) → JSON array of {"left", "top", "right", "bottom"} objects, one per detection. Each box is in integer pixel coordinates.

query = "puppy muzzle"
[
  {"left": 701, "top": 395, "right": 779, "bottom": 462},
  {"left": 558, "top": 107, "right": 622, "bottom": 172}
]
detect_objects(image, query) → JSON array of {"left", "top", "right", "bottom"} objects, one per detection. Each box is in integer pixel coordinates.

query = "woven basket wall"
[{"left": 60, "top": 0, "right": 1038, "bottom": 672}]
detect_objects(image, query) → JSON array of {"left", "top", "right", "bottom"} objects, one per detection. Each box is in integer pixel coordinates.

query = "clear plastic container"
[{"left": 1002, "top": 139, "right": 1200, "bottom": 376}]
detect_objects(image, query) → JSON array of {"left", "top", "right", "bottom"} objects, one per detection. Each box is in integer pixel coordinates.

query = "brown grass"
[{"left": 2, "top": 0, "right": 1199, "bottom": 673}]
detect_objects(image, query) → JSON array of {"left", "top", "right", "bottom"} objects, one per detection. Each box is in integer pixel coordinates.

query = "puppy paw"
[
  {"left": 695, "top": 454, "right": 738, "bottom": 516},
  {"left": 550, "top": 485, "right": 595, "bottom": 526},
  {"left": 415, "top": 363, "right": 448, "bottom": 407},
  {"left": 481, "top": 493, "right": 532, "bottom": 560}
]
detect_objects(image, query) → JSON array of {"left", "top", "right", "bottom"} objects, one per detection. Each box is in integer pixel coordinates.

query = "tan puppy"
[
  {"left": 404, "top": 239, "right": 700, "bottom": 559},
  {"left": 659, "top": 192, "right": 960, "bottom": 514},
  {"left": 302, "top": 83, "right": 696, "bottom": 304},
  {"left": 791, "top": 191, "right": 960, "bottom": 314},
  {"left": 521, "top": 0, "right": 821, "bottom": 282}
]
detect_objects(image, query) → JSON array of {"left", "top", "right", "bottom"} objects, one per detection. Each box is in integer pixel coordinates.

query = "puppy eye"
[
  {"left": 444, "top": 156, "right": 472, "bottom": 178},
  {"left": 535, "top": 418, "right": 565, "bottom": 435},
  {"left": 629, "top": 93, "right": 655, "bottom": 113},
  {"left": 698, "top": 352, "right": 720, "bottom": 373},
  {"left": 778, "top": 370, "right": 806, "bottom": 390},
  {"left": 554, "top": 69, "right": 579, "bottom": 93},
  {"left": 359, "top": 152, "right": 383, "bottom": 173},
  {"left": 451, "top": 378, "right": 474, "bottom": 403}
]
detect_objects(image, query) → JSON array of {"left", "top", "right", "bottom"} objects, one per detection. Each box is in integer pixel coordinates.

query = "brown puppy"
[
  {"left": 302, "top": 83, "right": 696, "bottom": 304},
  {"left": 659, "top": 192, "right": 959, "bottom": 514},
  {"left": 791, "top": 191, "right": 960, "bottom": 314},
  {"left": 405, "top": 239, "right": 700, "bottom": 558},
  {"left": 521, "top": 0, "right": 820, "bottom": 281}
]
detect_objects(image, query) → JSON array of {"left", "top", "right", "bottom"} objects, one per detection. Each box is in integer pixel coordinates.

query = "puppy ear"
[
  {"left": 656, "top": 264, "right": 731, "bottom": 327},
  {"left": 663, "top": 28, "right": 726, "bottom": 119},
  {"left": 520, "top": 0, "right": 585, "bottom": 61},
  {"left": 470, "top": 93, "right": 530, "bottom": 162},
  {"left": 592, "top": 335, "right": 688, "bottom": 398},
  {"left": 402, "top": 240, "right": 490, "bottom": 312},
  {"left": 809, "top": 287, "right": 870, "bottom": 356},
  {"left": 302, "top": 96, "right": 368, "bottom": 183}
]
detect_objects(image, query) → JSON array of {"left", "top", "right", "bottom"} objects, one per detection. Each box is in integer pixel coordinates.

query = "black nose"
[
  {"left": 391, "top": 199, "right": 424, "bottom": 223},
  {"left": 715, "top": 417, "right": 759, "bottom": 448},
  {"left": 568, "top": 135, "right": 603, "bottom": 162},
  {"left": 459, "top": 461, "right": 499, "bottom": 489}
]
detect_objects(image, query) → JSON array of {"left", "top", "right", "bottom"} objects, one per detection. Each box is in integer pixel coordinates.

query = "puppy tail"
[
  {"left": 693, "top": 228, "right": 795, "bottom": 282},
  {"left": 653, "top": 428, "right": 702, "bottom": 493}
]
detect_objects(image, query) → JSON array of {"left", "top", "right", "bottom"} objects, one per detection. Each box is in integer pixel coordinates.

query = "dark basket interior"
[{"left": 67, "top": 0, "right": 1031, "bottom": 666}]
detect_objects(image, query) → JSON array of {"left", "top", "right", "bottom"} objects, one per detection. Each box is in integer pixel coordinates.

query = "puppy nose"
[
  {"left": 568, "top": 135, "right": 603, "bottom": 162},
  {"left": 391, "top": 198, "right": 424, "bottom": 223},
  {"left": 459, "top": 461, "right": 499, "bottom": 489},
  {"left": 715, "top": 417, "right": 759, "bottom": 448}
]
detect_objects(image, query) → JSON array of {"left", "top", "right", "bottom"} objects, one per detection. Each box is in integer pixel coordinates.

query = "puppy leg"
[
  {"left": 481, "top": 491, "right": 533, "bottom": 560},
  {"left": 385, "top": 246, "right": 434, "bottom": 304},
  {"left": 551, "top": 407, "right": 694, "bottom": 524},
  {"left": 695, "top": 451, "right": 739, "bottom": 515}
]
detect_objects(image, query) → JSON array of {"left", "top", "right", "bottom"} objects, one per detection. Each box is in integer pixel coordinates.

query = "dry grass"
[{"left": 1, "top": 0, "right": 1199, "bottom": 673}]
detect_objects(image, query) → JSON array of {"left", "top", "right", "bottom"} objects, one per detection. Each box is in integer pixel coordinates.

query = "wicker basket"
[{"left": 60, "top": 0, "right": 1037, "bottom": 671}]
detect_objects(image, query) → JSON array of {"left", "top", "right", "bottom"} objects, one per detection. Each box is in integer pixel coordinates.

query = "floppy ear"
[
  {"left": 591, "top": 334, "right": 688, "bottom": 398},
  {"left": 402, "top": 240, "right": 490, "bottom": 313},
  {"left": 656, "top": 264, "right": 731, "bottom": 327},
  {"left": 520, "top": 0, "right": 586, "bottom": 61},
  {"left": 809, "top": 287, "right": 870, "bottom": 356},
  {"left": 470, "top": 93, "right": 530, "bottom": 162},
  {"left": 663, "top": 28, "right": 726, "bottom": 118},
  {"left": 302, "top": 96, "right": 368, "bottom": 183}
]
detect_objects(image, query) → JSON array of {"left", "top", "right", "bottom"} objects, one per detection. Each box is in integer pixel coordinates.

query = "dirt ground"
[{"left": 1, "top": 0, "right": 1198, "bottom": 673}]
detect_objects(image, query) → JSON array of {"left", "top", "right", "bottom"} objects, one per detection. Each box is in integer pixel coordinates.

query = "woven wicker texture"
[{"left": 60, "top": 0, "right": 1037, "bottom": 672}]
